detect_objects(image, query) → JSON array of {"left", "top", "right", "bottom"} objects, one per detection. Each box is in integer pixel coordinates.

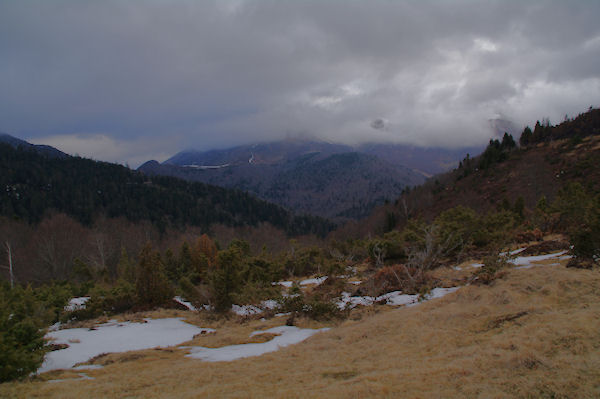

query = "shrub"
[
  {"left": 135, "top": 244, "right": 173, "bottom": 308},
  {"left": 209, "top": 246, "right": 245, "bottom": 312},
  {"left": 369, "top": 264, "right": 436, "bottom": 296},
  {"left": 0, "top": 284, "right": 48, "bottom": 382},
  {"left": 475, "top": 253, "right": 511, "bottom": 285}
]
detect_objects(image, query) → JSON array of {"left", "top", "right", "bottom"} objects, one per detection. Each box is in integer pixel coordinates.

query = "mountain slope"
[
  {"left": 357, "top": 143, "right": 484, "bottom": 176},
  {"left": 359, "top": 108, "right": 600, "bottom": 236},
  {"left": 140, "top": 139, "right": 426, "bottom": 221},
  {"left": 0, "top": 141, "right": 333, "bottom": 236},
  {"left": 0, "top": 133, "right": 67, "bottom": 158}
]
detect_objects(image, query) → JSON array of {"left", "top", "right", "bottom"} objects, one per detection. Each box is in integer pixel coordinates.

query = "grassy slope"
[{"left": 2, "top": 257, "right": 599, "bottom": 398}]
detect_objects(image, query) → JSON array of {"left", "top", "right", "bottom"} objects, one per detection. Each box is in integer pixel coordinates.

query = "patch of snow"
[
  {"left": 337, "top": 287, "right": 460, "bottom": 309},
  {"left": 48, "top": 322, "right": 62, "bottom": 332},
  {"left": 510, "top": 247, "right": 528, "bottom": 255},
  {"left": 261, "top": 300, "right": 279, "bottom": 310},
  {"left": 515, "top": 262, "right": 561, "bottom": 270},
  {"left": 500, "top": 247, "right": 527, "bottom": 256},
  {"left": 452, "top": 266, "right": 462, "bottom": 271},
  {"left": 274, "top": 312, "right": 291, "bottom": 317},
  {"left": 510, "top": 251, "right": 568, "bottom": 266},
  {"left": 47, "top": 373, "right": 94, "bottom": 383},
  {"left": 300, "top": 276, "right": 327, "bottom": 286},
  {"left": 231, "top": 300, "right": 281, "bottom": 316},
  {"left": 231, "top": 304, "right": 262, "bottom": 316},
  {"left": 349, "top": 280, "right": 362, "bottom": 285},
  {"left": 186, "top": 326, "right": 329, "bottom": 362},
  {"left": 272, "top": 281, "right": 293, "bottom": 288},
  {"left": 470, "top": 263, "right": 484, "bottom": 268},
  {"left": 39, "top": 318, "right": 211, "bottom": 374},
  {"left": 64, "top": 297, "right": 90, "bottom": 312},
  {"left": 427, "top": 287, "right": 460, "bottom": 299},
  {"left": 385, "top": 292, "right": 420, "bottom": 307},
  {"left": 173, "top": 296, "right": 197, "bottom": 311}
]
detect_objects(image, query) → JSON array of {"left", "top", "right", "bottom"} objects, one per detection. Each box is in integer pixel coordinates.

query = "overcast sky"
[{"left": 1, "top": 1, "right": 599, "bottom": 167}]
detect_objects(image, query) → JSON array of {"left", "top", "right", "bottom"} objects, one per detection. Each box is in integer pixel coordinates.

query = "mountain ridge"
[{"left": 139, "top": 140, "right": 431, "bottom": 221}]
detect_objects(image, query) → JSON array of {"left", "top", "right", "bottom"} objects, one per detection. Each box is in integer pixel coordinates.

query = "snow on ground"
[
  {"left": 300, "top": 276, "right": 327, "bottom": 286},
  {"left": 509, "top": 250, "right": 569, "bottom": 266},
  {"left": 272, "top": 276, "right": 328, "bottom": 288},
  {"left": 64, "top": 297, "right": 90, "bottom": 312},
  {"left": 272, "top": 281, "right": 293, "bottom": 288},
  {"left": 231, "top": 300, "right": 281, "bottom": 316},
  {"left": 39, "top": 318, "right": 212, "bottom": 374},
  {"left": 186, "top": 326, "right": 329, "bottom": 362},
  {"left": 231, "top": 304, "right": 263, "bottom": 316},
  {"left": 515, "top": 262, "right": 562, "bottom": 270},
  {"left": 337, "top": 287, "right": 459, "bottom": 309},
  {"left": 173, "top": 296, "right": 197, "bottom": 311},
  {"left": 500, "top": 247, "right": 528, "bottom": 256}
]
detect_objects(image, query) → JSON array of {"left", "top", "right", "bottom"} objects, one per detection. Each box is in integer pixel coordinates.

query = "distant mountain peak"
[{"left": 0, "top": 133, "right": 66, "bottom": 158}]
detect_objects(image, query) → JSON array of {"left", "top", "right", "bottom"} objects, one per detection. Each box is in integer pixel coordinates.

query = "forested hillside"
[
  {"left": 139, "top": 139, "right": 425, "bottom": 221},
  {"left": 0, "top": 142, "right": 333, "bottom": 236},
  {"left": 354, "top": 108, "right": 600, "bottom": 238}
]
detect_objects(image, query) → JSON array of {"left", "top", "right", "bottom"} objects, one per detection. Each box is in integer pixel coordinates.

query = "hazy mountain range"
[{"left": 139, "top": 139, "right": 482, "bottom": 221}]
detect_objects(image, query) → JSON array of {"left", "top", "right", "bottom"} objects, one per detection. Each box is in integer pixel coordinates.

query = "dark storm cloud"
[{"left": 1, "top": 0, "right": 599, "bottom": 166}]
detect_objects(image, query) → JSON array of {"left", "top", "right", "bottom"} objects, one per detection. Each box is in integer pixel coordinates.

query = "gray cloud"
[{"left": 1, "top": 0, "right": 599, "bottom": 166}]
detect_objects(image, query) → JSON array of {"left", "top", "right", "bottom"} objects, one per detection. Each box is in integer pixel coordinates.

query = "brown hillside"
[{"left": 347, "top": 109, "right": 600, "bottom": 237}]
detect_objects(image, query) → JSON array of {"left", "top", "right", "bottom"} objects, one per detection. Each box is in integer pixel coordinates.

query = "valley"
[{"left": 0, "top": 109, "right": 599, "bottom": 398}]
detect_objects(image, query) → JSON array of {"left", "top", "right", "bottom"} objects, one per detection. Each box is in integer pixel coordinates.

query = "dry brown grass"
[{"left": 2, "top": 261, "right": 599, "bottom": 398}]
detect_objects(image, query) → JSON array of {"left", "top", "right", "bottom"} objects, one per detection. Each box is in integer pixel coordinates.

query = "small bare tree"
[
  {"left": 372, "top": 242, "right": 386, "bottom": 268},
  {"left": 403, "top": 224, "right": 459, "bottom": 283},
  {"left": 1, "top": 241, "right": 14, "bottom": 288}
]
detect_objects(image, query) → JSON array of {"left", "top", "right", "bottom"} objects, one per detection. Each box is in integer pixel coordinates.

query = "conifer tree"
[{"left": 135, "top": 243, "right": 172, "bottom": 307}]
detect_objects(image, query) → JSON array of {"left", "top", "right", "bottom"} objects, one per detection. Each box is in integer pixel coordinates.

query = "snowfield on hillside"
[
  {"left": 186, "top": 326, "right": 330, "bottom": 362},
  {"left": 40, "top": 318, "right": 212, "bottom": 373}
]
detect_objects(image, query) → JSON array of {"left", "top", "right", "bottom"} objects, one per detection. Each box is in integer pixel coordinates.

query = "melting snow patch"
[
  {"left": 337, "top": 287, "right": 459, "bottom": 309},
  {"left": 231, "top": 300, "right": 281, "bottom": 316},
  {"left": 470, "top": 263, "right": 485, "bottom": 268},
  {"left": 272, "top": 281, "right": 293, "bottom": 288},
  {"left": 186, "top": 326, "right": 329, "bottom": 362},
  {"left": 261, "top": 300, "right": 279, "bottom": 310},
  {"left": 47, "top": 373, "right": 95, "bottom": 383},
  {"left": 64, "top": 297, "right": 90, "bottom": 312},
  {"left": 515, "top": 262, "right": 562, "bottom": 270},
  {"left": 231, "top": 304, "right": 263, "bottom": 316},
  {"left": 39, "top": 318, "right": 211, "bottom": 374},
  {"left": 300, "top": 276, "right": 327, "bottom": 286},
  {"left": 510, "top": 251, "right": 568, "bottom": 266},
  {"left": 173, "top": 296, "right": 197, "bottom": 311}
]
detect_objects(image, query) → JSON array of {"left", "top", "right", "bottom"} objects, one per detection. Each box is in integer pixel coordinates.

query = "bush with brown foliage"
[{"left": 371, "top": 264, "right": 437, "bottom": 296}]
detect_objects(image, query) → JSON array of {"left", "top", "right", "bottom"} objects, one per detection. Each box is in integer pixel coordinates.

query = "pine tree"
[{"left": 135, "top": 243, "right": 172, "bottom": 307}]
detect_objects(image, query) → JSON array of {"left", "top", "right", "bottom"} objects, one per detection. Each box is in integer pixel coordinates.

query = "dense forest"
[{"left": 0, "top": 143, "right": 333, "bottom": 237}]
